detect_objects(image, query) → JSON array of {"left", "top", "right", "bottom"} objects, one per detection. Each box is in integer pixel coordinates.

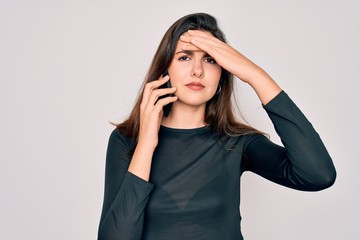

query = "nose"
[{"left": 190, "top": 59, "right": 204, "bottom": 78}]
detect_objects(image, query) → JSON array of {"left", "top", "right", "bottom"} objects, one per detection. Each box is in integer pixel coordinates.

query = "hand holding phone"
[{"left": 158, "top": 70, "right": 174, "bottom": 117}]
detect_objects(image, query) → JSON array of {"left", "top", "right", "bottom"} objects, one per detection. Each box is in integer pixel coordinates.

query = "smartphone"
[{"left": 158, "top": 70, "right": 174, "bottom": 117}]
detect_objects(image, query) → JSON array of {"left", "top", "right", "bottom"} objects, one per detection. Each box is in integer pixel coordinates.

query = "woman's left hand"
[
  {"left": 180, "top": 30, "right": 281, "bottom": 104},
  {"left": 180, "top": 30, "right": 263, "bottom": 83}
]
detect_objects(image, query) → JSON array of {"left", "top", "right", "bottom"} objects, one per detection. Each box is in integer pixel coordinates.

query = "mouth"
[{"left": 185, "top": 82, "right": 205, "bottom": 91}]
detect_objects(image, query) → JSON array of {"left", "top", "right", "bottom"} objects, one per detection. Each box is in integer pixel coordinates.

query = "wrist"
[
  {"left": 137, "top": 137, "right": 158, "bottom": 152},
  {"left": 240, "top": 65, "right": 267, "bottom": 85}
]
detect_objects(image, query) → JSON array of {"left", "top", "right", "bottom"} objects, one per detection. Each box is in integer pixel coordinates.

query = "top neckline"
[{"left": 159, "top": 125, "right": 211, "bottom": 134}]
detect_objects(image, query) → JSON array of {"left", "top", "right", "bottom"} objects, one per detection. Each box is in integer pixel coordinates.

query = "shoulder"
[
  {"left": 242, "top": 133, "right": 270, "bottom": 152},
  {"left": 108, "top": 128, "right": 133, "bottom": 150},
  {"left": 216, "top": 132, "right": 266, "bottom": 152}
]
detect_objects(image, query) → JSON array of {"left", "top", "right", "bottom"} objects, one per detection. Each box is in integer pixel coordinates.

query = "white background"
[{"left": 1, "top": 0, "right": 359, "bottom": 239}]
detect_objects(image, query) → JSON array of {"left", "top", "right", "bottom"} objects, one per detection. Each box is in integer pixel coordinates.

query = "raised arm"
[
  {"left": 98, "top": 77, "right": 177, "bottom": 239},
  {"left": 243, "top": 91, "right": 336, "bottom": 190},
  {"left": 128, "top": 75, "right": 177, "bottom": 181},
  {"left": 180, "top": 30, "right": 336, "bottom": 190}
]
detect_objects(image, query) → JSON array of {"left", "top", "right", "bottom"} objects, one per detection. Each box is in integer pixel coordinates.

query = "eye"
[
  {"left": 178, "top": 55, "right": 191, "bottom": 61},
  {"left": 204, "top": 57, "right": 217, "bottom": 64}
]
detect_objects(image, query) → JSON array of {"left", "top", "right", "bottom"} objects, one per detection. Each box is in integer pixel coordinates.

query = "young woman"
[{"left": 97, "top": 13, "right": 336, "bottom": 240}]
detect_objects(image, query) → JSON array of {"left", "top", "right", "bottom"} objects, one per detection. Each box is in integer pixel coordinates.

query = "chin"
[
  {"left": 174, "top": 90, "right": 215, "bottom": 106},
  {"left": 177, "top": 96, "right": 212, "bottom": 107}
]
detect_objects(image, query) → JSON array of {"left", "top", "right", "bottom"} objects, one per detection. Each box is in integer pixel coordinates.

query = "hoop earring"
[{"left": 216, "top": 85, "right": 222, "bottom": 94}]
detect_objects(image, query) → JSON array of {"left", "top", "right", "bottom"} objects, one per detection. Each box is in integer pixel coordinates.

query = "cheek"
[
  {"left": 206, "top": 66, "right": 222, "bottom": 86},
  {"left": 168, "top": 64, "right": 187, "bottom": 85},
  {"left": 168, "top": 71, "right": 185, "bottom": 87}
]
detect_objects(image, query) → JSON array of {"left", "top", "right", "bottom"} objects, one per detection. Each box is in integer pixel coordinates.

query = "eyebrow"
[{"left": 175, "top": 50, "right": 210, "bottom": 57}]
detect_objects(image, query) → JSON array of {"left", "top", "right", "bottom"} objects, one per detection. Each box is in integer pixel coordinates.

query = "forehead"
[
  {"left": 175, "top": 31, "right": 207, "bottom": 52},
  {"left": 175, "top": 40, "right": 202, "bottom": 52}
]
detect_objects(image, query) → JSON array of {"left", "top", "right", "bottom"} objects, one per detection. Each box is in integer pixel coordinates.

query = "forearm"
[
  {"left": 232, "top": 53, "right": 282, "bottom": 105},
  {"left": 244, "top": 66, "right": 282, "bottom": 105},
  {"left": 98, "top": 172, "right": 154, "bottom": 240},
  {"left": 128, "top": 75, "right": 177, "bottom": 181},
  {"left": 128, "top": 141, "right": 156, "bottom": 182}
]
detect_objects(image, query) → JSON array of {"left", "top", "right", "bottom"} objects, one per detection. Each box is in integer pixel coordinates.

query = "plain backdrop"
[{"left": 1, "top": 0, "right": 359, "bottom": 239}]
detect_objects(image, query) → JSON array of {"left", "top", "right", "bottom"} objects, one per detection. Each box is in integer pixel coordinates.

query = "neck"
[{"left": 161, "top": 102, "right": 206, "bottom": 129}]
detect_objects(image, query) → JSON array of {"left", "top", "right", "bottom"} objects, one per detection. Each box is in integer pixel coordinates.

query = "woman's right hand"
[
  {"left": 138, "top": 75, "right": 177, "bottom": 149},
  {"left": 128, "top": 75, "right": 177, "bottom": 181}
]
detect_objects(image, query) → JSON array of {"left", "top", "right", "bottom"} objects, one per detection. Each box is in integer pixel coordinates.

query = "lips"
[{"left": 186, "top": 82, "right": 205, "bottom": 91}]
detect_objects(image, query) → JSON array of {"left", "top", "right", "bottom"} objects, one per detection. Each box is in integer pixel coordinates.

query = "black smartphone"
[{"left": 158, "top": 70, "right": 174, "bottom": 117}]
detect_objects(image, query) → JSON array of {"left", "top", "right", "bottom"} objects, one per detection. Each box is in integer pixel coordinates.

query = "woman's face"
[{"left": 167, "top": 31, "right": 222, "bottom": 108}]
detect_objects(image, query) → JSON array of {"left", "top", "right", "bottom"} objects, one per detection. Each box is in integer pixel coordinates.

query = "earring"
[{"left": 216, "top": 85, "right": 222, "bottom": 94}]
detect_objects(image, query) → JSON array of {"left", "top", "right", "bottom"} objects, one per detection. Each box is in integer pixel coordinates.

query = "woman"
[{"left": 97, "top": 13, "right": 336, "bottom": 240}]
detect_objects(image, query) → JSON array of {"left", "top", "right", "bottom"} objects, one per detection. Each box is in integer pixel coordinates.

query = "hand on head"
[{"left": 180, "top": 30, "right": 260, "bottom": 83}]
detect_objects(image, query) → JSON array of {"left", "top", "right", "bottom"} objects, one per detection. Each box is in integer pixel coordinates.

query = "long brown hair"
[{"left": 117, "top": 13, "right": 261, "bottom": 142}]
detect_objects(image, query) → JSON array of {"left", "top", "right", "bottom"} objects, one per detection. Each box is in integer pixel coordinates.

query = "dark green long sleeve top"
[{"left": 97, "top": 91, "right": 336, "bottom": 240}]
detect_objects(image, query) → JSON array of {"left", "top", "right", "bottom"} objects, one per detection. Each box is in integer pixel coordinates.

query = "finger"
[
  {"left": 181, "top": 32, "right": 238, "bottom": 69},
  {"left": 180, "top": 35, "right": 224, "bottom": 56},
  {"left": 185, "top": 30, "right": 225, "bottom": 46},
  {"left": 187, "top": 29, "right": 213, "bottom": 37},
  {"left": 190, "top": 35, "right": 225, "bottom": 49},
  {"left": 179, "top": 42, "right": 202, "bottom": 51},
  {"left": 189, "top": 30, "right": 224, "bottom": 43},
  {"left": 142, "top": 94, "right": 177, "bottom": 120},
  {"left": 149, "top": 74, "right": 171, "bottom": 90},
  {"left": 180, "top": 35, "right": 225, "bottom": 65},
  {"left": 153, "top": 96, "right": 178, "bottom": 114},
  {"left": 142, "top": 75, "right": 170, "bottom": 104},
  {"left": 148, "top": 87, "right": 177, "bottom": 107}
]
